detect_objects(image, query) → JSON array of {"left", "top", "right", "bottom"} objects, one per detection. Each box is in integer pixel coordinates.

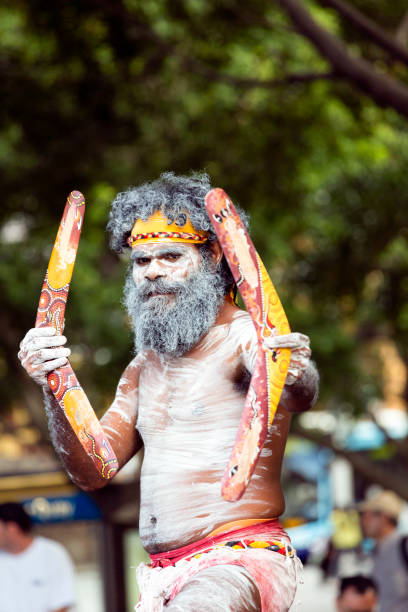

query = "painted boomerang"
[
  {"left": 35, "top": 191, "right": 118, "bottom": 480},
  {"left": 205, "top": 188, "right": 291, "bottom": 502}
]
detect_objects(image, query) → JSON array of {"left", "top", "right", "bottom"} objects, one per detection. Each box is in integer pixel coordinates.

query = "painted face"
[
  {"left": 125, "top": 240, "right": 226, "bottom": 356},
  {"left": 131, "top": 242, "right": 202, "bottom": 294}
]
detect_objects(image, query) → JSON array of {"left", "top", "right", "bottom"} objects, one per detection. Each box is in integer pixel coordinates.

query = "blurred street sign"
[{"left": 23, "top": 491, "right": 102, "bottom": 523}]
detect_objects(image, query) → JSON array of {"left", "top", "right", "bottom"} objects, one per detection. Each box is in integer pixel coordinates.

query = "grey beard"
[{"left": 123, "top": 260, "right": 226, "bottom": 357}]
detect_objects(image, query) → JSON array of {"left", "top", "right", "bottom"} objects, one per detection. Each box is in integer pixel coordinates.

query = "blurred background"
[{"left": 1, "top": 1, "right": 408, "bottom": 610}]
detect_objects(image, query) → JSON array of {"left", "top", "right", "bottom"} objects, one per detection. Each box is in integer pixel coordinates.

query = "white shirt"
[{"left": 0, "top": 536, "right": 75, "bottom": 612}]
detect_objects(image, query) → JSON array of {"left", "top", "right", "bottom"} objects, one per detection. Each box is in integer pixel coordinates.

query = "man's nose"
[{"left": 144, "top": 259, "right": 165, "bottom": 281}]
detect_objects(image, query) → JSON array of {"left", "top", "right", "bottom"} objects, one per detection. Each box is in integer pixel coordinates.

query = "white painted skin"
[
  {"left": 131, "top": 242, "right": 202, "bottom": 287},
  {"left": 135, "top": 307, "right": 295, "bottom": 553},
  {"left": 18, "top": 240, "right": 318, "bottom": 607},
  {"left": 165, "top": 565, "right": 261, "bottom": 612}
]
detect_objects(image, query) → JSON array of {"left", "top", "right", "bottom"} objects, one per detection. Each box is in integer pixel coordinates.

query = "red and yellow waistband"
[{"left": 149, "top": 518, "right": 295, "bottom": 569}]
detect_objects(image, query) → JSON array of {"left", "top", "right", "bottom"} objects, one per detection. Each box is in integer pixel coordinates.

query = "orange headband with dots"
[{"left": 127, "top": 211, "right": 208, "bottom": 247}]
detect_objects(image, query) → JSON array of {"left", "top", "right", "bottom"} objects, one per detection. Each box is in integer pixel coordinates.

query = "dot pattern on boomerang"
[
  {"left": 205, "top": 188, "right": 291, "bottom": 502},
  {"left": 35, "top": 191, "right": 118, "bottom": 480}
]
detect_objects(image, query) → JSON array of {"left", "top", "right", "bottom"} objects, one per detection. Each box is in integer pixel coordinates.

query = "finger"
[
  {"left": 285, "top": 368, "right": 303, "bottom": 385},
  {"left": 25, "top": 335, "right": 67, "bottom": 353},
  {"left": 18, "top": 337, "right": 68, "bottom": 365},
  {"left": 274, "top": 333, "right": 310, "bottom": 342},
  {"left": 264, "top": 332, "right": 310, "bottom": 350},
  {"left": 288, "top": 348, "right": 311, "bottom": 361},
  {"left": 275, "top": 332, "right": 310, "bottom": 346},
  {"left": 290, "top": 355, "right": 310, "bottom": 369},
  {"left": 19, "top": 326, "right": 57, "bottom": 349},
  {"left": 41, "top": 357, "right": 70, "bottom": 373},
  {"left": 31, "top": 347, "right": 71, "bottom": 364},
  {"left": 20, "top": 354, "right": 68, "bottom": 384}
]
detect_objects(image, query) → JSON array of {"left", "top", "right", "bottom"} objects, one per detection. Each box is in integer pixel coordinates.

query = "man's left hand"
[{"left": 263, "top": 332, "right": 311, "bottom": 385}]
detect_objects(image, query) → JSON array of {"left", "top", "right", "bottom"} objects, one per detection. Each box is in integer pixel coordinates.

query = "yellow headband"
[{"left": 128, "top": 211, "right": 208, "bottom": 247}]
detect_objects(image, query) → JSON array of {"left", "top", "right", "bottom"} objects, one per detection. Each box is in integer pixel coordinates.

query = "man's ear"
[{"left": 208, "top": 240, "right": 223, "bottom": 269}]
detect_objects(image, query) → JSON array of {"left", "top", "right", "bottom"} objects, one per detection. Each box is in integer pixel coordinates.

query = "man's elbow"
[
  {"left": 68, "top": 468, "right": 112, "bottom": 492},
  {"left": 75, "top": 479, "right": 109, "bottom": 492},
  {"left": 282, "top": 361, "right": 319, "bottom": 413}
]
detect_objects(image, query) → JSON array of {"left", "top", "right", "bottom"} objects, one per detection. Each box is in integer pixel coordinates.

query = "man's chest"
[{"left": 136, "top": 353, "right": 246, "bottom": 438}]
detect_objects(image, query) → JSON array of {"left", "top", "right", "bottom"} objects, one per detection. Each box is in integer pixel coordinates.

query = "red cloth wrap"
[
  {"left": 136, "top": 519, "right": 299, "bottom": 611},
  {"left": 149, "top": 519, "right": 284, "bottom": 568}
]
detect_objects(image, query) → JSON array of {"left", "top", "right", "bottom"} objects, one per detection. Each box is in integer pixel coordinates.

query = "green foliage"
[{"left": 1, "top": 0, "right": 408, "bottom": 421}]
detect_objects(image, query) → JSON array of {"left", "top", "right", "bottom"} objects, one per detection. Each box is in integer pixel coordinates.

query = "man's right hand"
[{"left": 18, "top": 327, "right": 71, "bottom": 386}]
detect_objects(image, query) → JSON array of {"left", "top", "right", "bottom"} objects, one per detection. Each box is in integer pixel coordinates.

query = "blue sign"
[{"left": 23, "top": 492, "right": 102, "bottom": 523}]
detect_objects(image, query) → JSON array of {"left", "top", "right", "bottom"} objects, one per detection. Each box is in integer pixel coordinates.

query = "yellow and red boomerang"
[
  {"left": 35, "top": 191, "right": 118, "bottom": 480},
  {"left": 205, "top": 188, "right": 291, "bottom": 502}
]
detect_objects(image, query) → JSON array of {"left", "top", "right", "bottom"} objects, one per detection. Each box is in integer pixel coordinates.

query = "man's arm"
[
  {"left": 238, "top": 314, "right": 318, "bottom": 413},
  {"left": 279, "top": 359, "right": 319, "bottom": 412},
  {"left": 18, "top": 327, "right": 142, "bottom": 490}
]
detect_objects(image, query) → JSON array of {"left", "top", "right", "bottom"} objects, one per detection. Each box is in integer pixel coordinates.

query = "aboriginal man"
[{"left": 18, "top": 172, "right": 319, "bottom": 612}]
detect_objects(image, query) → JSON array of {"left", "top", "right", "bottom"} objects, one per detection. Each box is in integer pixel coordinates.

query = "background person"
[
  {"left": 336, "top": 575, "right": 377, "bottom": 612},
  {"left": 0, "top": 502, "right": 76, "bottom": 612},
  {"left": 358, "top": 489, "right": 408, "bottom": 612}
]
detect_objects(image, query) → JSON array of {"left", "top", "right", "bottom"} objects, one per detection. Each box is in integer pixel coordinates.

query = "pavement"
[{"left": 290, "top": 565, "right": 337, "bottom": 612}]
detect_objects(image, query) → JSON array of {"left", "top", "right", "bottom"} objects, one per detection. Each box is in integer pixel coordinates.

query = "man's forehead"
[
  {"left": 340, "top": 587, "right": 377, "bottom": 610},
  {"left": 130, "top": 242, "right": 197, "bottom": 258}
]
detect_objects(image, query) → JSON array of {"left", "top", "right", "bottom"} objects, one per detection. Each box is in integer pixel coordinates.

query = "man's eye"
[
  {"left": 164, "top": 253, "right": 181, "bottom": 262},
  {"left": 135, "top": 257, "right": 151, "bottom": 265}
]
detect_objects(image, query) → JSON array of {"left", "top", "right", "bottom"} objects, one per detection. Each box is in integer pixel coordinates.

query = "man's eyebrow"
[
  {"left": 156, "top": 247, "right": 185, "bottom": 256},
  {"left": 130, "top": 246, "right": 186, "bottom": 260},
  {"left": 130, "top": 249, "right": 151, "bottom": 261}
]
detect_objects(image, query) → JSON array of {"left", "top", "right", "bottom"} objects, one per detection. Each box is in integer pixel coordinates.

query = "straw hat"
[{"left": 357, "top": 490, "right": 403, "bottom": 520}]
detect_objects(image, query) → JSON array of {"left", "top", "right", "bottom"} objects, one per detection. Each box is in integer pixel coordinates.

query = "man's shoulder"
[
  {"left": 221, "top": 308, "right": 258, "bottom": 368},
  {"left": 33, "top": 536, "right": 72, "bottom": 561},
  {"left": 121, "top": 352, "right": 147, "bottom": 377},
  {"left": 226, "top": 306, "right": 251, "bottom": 327},
  {"left": 210, "top": 305, "right": 255, "bottom": 348},
  {"left": 227, "top": 308, "right": 255, "bottom": 338}
]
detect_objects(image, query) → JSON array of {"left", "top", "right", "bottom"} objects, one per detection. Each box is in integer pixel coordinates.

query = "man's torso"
[{"left": 136, "top": 308, "right": 292, "bottom": 553}]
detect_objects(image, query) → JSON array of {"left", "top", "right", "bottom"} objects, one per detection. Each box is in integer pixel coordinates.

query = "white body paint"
[
  {"left": 131, "top": 242, "right": 202, "bottom": 286},
  {"left": 134, "top": 309, "right": 291, "bottom": 553},
  {"left": 18, "top": 240, "right": 317, "bottom": 558}
]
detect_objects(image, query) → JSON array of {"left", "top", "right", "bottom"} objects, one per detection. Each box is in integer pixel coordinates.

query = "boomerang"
[
  {"left": 205, "top": 188, "right": 291, "bottom": 502},
  {"left": 35, "top": 191, "right": 118, "bottom": 480}
]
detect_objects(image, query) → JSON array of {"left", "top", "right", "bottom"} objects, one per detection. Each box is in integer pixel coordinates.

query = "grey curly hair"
[
  {"left": 107, "top": 170, "right": 248, "bottom": 252},
  {"left": 107, "top": 171, "right": 249, "bottom": 296}
]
